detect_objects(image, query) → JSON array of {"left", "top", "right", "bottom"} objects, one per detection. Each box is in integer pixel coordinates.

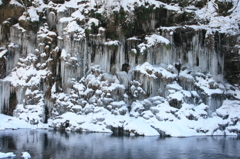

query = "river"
[{"left": 0, "top": 129, "right": 240, "bottom": 159}]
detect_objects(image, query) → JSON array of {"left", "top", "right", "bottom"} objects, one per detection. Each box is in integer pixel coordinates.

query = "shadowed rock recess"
[{"left": 0, "top": 0, "right": 240, "bottom": 136}]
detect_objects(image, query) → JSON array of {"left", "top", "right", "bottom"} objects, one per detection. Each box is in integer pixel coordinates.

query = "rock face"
[{"left": 0, "top": 0, "right": 240, "bottom": 136}]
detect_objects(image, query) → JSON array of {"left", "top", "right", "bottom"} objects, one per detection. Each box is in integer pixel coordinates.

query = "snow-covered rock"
[{"left": 21, "top": 152, "right": 31, "bottom": 159}]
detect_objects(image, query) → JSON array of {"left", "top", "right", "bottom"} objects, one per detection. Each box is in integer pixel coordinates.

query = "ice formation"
[{"left": 0, "top": 0, "right": 240, "bottom": 136}]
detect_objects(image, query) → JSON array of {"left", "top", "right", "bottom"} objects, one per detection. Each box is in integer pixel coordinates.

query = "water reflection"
[{"left": 0, "top": 129, "right": 239, "bottom": 159}]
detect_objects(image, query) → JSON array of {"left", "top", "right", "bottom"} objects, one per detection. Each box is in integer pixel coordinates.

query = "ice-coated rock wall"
[{"left": 0, "top": 0, "right": 240, "bottom": 136}]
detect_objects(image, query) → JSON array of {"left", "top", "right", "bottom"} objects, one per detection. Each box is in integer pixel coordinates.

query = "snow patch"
[
  {"left": 21, "top": 152, "right": 31, "bottom": 159},
  {"left": 135, "top": 62, "right": 176, "bottom": 79},
  {"left": 0, "top": 152, "right": 16, "bottom": 158},
  {"left": 28, "top": 7, "right": 39, "bottom": 22}
]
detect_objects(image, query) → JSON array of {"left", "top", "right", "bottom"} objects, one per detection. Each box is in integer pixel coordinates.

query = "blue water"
[{"left": 0, "top": 129, "right": 240, "bottom": 159}]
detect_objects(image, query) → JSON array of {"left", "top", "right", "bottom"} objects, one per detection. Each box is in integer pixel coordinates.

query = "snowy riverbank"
[{"left": 1, "top": 98, "right": 240, "bottom": 137}]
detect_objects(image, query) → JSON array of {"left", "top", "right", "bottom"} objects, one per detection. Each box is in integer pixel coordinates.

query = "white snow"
[
  {"left": 71, "top": 10, "right": 85, "bottom": 20},
  {"left": 138, "top": 34, "right": 170, "bottom": 54},
  {"left": 4, "top": 61, "right": 50, "bottom": 87},
  {"left": 0, "top": 152, "right": 16, "bottom": 158},
  {"left": 195, "top": 0, "right": 240, "bottom": 33},
  {"left": 135, "top": 62, "right": 177, "bottom": 79},
  {"left": 21, "top": 152, "right": 31, "bottom": 159},
  {"left": 0, "top": 114, "right": 48, "bottom": 129},
  {"left": 0, "top": 151, "right": 31, "bottom": 159},
  {"left": 59, "top": 17, "right": 73, "bottom": 24},
  {"left": 105, "top": 40, "right": 119, "bottom": 46},
  {"left": 87, "top": 18, "right": 99, "bottom": 28},
  {"left": 9, "top": 0, "right": 23, "bottom": 7},
  {"left": 145, "top": 34, "right": 170, "bottom": 45},
  {"left": 0, "top": 50, "right": 7, "bottom": 58},
  {"left": 124, "top": 118, "right": 159, "bottom": 136},
  {"left": 28, "top": 7, "right": 39, "bottom": 22},
  {"left": 64, "top": 21, "right": 84, "bottom": 33}
]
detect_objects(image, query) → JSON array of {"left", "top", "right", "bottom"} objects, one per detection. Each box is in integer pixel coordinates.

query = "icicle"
[
  {"left": 0, "top": 80, "right": 11, "bottom": 113},
  {"left": 0, "top": 25, "right": 2, "bottom": 43},
  {"left": 56, "top": 61, "right": 60, "bottom": 77},
  {"left": 61, "top": 58, "right": 66, "bottom": 87},
  {"left": 60, "top": 56, "right": 72, "bottom": 93},
  {"left": 15, "top": 86, "right": 26, "bottom": 104},
  {"left": 84, "top": 38, "right": 88, "bottom": 76},
  {"left": 6, "top": 44, "right": 20, "bottom": 74},
  {"left": 47, "top": 11, "right": 56, "bottom": 31}
]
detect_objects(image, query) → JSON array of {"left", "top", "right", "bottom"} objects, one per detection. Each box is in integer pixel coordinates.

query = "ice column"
[{"left": 0, "top": 80, "right": 11, "bottom": 113}]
